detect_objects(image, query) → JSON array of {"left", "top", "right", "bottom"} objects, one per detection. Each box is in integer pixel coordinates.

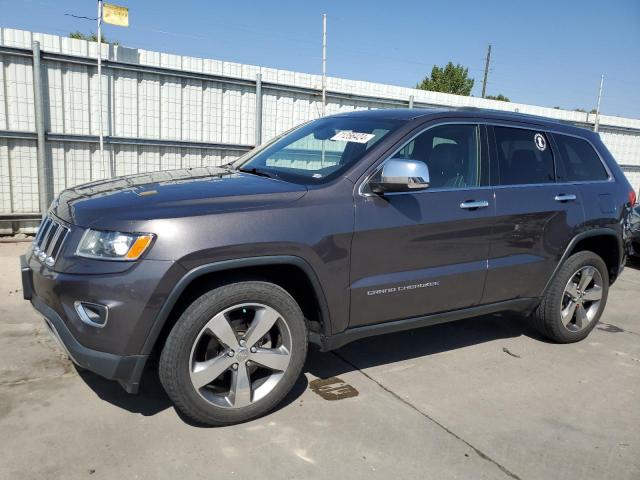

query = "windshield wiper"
[
  {"left": 219, "top": 160, "right": 237, "bottom": 171},
  {"left": 239, "top": 167, "right": 277, "bottom": 179}
]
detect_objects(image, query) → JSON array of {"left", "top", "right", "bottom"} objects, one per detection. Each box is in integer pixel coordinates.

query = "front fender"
[{"left": 140, "top": 255, "right": 332, "bottom": 355}]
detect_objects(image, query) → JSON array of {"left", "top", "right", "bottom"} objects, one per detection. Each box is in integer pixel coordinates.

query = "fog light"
[{"left": 74, "top": 301, "right": 108, "bottom": 328}]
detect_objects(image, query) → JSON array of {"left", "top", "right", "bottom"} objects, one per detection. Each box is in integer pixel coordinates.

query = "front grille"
[{"left": 32, "top": 215, "right": 70, "bottom": 267}]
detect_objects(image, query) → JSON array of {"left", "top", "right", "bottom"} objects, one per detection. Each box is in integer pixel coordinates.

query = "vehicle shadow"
[
  {"left": 78, "top": 312, "right": 538, "bottom": 426},
  {"left": 77, "top": 358, "right": 310, "bottom": 427},
  {"left": 77, "top": 367, "right": 172, "bottom": 417},
  {"left": 306, "top": 312, "right": 541, "bottom": 379},
  {"left": 626, "top": 256, "right": 640, "bottom": 270}
]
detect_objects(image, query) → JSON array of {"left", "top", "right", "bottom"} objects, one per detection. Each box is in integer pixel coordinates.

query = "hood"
[{"left": 52, "top": 167, "right": 308, "bottom": 228}]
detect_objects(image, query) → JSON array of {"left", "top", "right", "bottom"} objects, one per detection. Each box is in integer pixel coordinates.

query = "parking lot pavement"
[{"left": 1, "top": 243, "right": 639, "bottom": 480}]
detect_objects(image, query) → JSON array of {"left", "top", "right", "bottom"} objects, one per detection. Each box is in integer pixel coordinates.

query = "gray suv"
[{"left": 21, "top": 108, "right": 636, "bottom": 425}]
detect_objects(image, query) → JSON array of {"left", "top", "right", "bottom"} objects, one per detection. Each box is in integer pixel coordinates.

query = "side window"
[
  {"left": 554, "top": 134, "right": 609, "bottom": 182},
  {"left": 493, "top": 127, "right": 555, "bottom": 185},
  {"left": 396, "top": 124, "right": 481, "bottom": 189}
]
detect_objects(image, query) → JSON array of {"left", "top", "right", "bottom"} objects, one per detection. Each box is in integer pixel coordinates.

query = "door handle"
[
  {"left": 460, "top": 200, "right": 489, "bottom": 210},
  {"left": 554, "top": 194, "right": 577, "bottom": 202}
]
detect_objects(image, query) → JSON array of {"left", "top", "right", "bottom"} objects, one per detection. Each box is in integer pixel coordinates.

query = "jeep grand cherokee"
[{"left": 21, "top": 108, "right": 636, "bottom": 425}]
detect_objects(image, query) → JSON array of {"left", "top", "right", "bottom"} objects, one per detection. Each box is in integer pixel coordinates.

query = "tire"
[
  {"left": 530, "top": 250, "right": 609, "bottom": 343},
  {"left": 159, "top": 281, "right": 308, "bottom": 426}
]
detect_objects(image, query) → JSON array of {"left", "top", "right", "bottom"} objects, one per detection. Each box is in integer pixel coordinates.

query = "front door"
[{"left": 349, "top": 123, "right": 494, "bottom": 327}]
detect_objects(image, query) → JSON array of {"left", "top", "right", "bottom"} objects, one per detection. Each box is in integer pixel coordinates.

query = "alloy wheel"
[
  {"left": 188, "top": 303, "right": 292, "bottom": 408},
  {"left": 560, "top": 266, "right": 603, "bottom": 332}
]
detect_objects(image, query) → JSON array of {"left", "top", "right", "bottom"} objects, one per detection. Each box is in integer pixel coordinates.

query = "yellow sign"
[{"left": 103, "top": 3, "right": 129, "bottom": 27}]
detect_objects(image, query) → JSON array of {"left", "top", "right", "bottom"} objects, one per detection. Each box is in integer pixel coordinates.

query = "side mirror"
[{"left": 369, "top": 158, "right": 430, "bottom": 194}]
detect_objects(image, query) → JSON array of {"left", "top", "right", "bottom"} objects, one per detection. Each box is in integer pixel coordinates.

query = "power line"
[
  {"left": 12, "top": 4, "right": 637, "bottom": 117},
  {"left": 64, "top": 13, "right": 97, "bottom": 21},
  {"left": 487, "top": 42, "right": 635, "bottom": 87}
]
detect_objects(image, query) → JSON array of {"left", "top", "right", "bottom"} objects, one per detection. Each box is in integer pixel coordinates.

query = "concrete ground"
[{"left": 1, "top": 242, "right": 639, "bottom": 480}]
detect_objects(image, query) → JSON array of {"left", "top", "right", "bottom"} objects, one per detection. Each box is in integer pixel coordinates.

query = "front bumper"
[
  {"left": 20, "top": 254, "right": 174, "bottom": 393},
  {"left": 34, "top": 294, "right": 147, "bottom": 393}
]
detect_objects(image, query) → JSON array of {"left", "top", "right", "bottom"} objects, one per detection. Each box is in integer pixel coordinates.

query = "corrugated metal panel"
[
  {"left": 600, "top": 130, "right": 640, "bottom": 165},
  {"left": 63, "top": 64, "right": 90, "bottom": 134},
  {"left": 182, "top": 79, "right": 202, "bottom": 142},
  {"left": 65, "top": 143, "right": 92, "bottom": 186},
  {"left": 5, "top": 56, "right": 35, "bottom": 131},
  {"left": 0, "top": 27, "right": 639, "bottom": 219},
  {"left": 160, "top": 77, "right": 182, "bottom": 140},
  {"left": 9, "top": 139, "right": 38, "bottom": 212},
  {"left": 47, "top": 140, "right": 66, "bottom": 196},
  {"left": 202, "top": 81, "right": 223, "bottom": 143},
  {"left": 114, "top": 70, "right": 138, "bottom": 137},
  {"left": 115, "top": 144, "right": 137, "bottom": 176},
  {"left": 0, "top": 55, "right": 6, "bottom": 130},
  {"left": 139, "top": 145, "right": 160, "bottom": 172},
  {"left": 138, "top": 73, "right": 160, "bottom": 138},
  {"left": 221, "top": 86, "right": 243, "bottom": 144},
  {"left": 45, "top": 61, "right": 65, "bottom": 133},
  {"left": 0, "top": 140, "right": 10, "bottom": 211},
  {"left": 626, "top": 172, "right": 640, "bottom": 193},
  {"left": 162, "top": 147, "right": 181, "bottom": 170}
]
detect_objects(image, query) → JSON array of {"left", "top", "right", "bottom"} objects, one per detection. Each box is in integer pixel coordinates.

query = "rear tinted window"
[
  {"left": 494, "top": 127, "right": 555, "bottom": 185},
  {"left": 554, "top": 134, "right": 609, "bottom": 182}
]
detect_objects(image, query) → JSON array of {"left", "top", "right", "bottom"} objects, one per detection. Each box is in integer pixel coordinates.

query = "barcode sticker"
[{"left": 330, "top": 131, "right": 375, "bottom": 144}]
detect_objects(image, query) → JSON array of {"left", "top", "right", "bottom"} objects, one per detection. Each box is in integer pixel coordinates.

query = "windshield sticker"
[
  {"left": 534, "top": 133, "right": 547, "bottom": 151},
  {"left": 331, "top": 131, "right": 376, "bottom": 144}
]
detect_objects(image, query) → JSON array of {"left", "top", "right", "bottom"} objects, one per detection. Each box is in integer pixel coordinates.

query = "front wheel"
[
  {"left": 530, "top": 251, "right": 609, "bottom": 343},
  {"left": 159, "top": 281, "right": 308, "bottom": 426}
]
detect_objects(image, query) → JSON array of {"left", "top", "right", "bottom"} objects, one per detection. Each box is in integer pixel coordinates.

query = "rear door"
[
  {"left": 349, "top": 122, "right": 493, "bottom": 327},
  {"left": 552, "top": 132, "right": 619, "bottom": 227},
  {"left": 482, "top": 125, "right": 584, "bottom": 304}
]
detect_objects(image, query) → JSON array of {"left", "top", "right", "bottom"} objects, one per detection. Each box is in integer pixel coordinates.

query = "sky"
[{"left": 2, "top": 0, "right": 639, "bottom": 119}]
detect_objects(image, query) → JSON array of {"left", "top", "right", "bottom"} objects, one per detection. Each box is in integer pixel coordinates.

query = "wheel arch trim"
[
  {"left": 541, "top": 228, "right": 623, "bottom": 296},
  {"left": 141, "top": 255, "right": 331, "bottom": 355}
]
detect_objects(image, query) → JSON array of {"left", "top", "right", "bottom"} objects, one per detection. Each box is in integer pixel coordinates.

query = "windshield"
[{"left": 234, "top": 116, "right": 405, "bottom": 184}]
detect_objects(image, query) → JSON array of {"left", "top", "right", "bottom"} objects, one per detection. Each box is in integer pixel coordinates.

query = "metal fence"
[{"left": 1, "top": 28, "right": 640, "bottom": 233}]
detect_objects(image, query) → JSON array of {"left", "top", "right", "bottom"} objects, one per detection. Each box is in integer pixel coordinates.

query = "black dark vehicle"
[
  {"left": 630, "top": 204, "right": 640, "bottom": 256},
  {"left": 21, "top": 108, "right": 636, "bottom": 425}
]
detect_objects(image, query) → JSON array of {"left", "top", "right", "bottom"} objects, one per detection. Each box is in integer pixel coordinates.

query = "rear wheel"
[
  {"left": 530, "top": 251, "right": 609, "bottom": 343},
  {"left": 159, "top": 281, "right": 308, "bottom": 425}
]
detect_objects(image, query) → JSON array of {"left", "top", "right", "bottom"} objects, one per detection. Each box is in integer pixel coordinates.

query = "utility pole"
[
  {"left": 321, "top": 13, "right": 327, "bottom": 117},
  {"left": 96, "top": 0, "right": 106, "bottom": 174},
  {"left": 481, "top": 44, "right": 491, "bottom": 99},
  {"left": 594, "top": 74, "right": 604, "bottom": 133},
  {"left": 32, "top": 41, "right": 53, "bottom": 212}
]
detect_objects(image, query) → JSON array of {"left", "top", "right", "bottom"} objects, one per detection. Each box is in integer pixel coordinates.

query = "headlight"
[{"left": 76, "top": 229, "right": 155, "bottom": 261}]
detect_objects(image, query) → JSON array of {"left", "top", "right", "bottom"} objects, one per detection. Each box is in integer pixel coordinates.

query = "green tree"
[
  {"left": 416, "top": 62, "right": 474, "bottom": 96},
  {"left": 486, "top": 94, "right": 510, "bottom": 102},
  {"left": 69, "top": 31, "right": 116, "bottom": 44}
]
